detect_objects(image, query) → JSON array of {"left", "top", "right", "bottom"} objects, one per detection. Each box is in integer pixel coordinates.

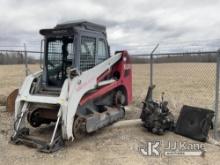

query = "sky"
[{"left": 0, "top": 0, "right": 220, "bottom": 54}]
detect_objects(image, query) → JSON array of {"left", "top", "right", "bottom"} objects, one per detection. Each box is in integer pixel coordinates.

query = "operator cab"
[{"left": 40, "top": 21, "right": 110, "bottom": 88}]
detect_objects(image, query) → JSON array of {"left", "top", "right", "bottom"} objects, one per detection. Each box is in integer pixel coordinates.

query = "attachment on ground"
[
  {"left": 140, "top": 85, "right": 174, "bottom": 135},
  {"left": 175, "top": 105, "right": 214, "bottom": 142}
]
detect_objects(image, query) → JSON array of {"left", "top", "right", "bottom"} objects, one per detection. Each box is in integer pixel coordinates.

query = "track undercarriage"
[{"left": 11, "top": 89, "right": 126, "bottom": 152}]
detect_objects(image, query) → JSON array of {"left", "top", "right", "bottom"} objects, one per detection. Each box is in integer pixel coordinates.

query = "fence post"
[
  {"left": 214, "top": 50, "right": 220, "bottom": 140},
  {"left": 149, "top": 44, "right": 159, "bottom": 86},
  {"left": 150, "top": 51, "right": 153, "bottom": 86},
  {"left": 6, "top": 51, "right": 9, "bottom": 65},
  {"left": 23, "top": 43, "right": 28, "bottom": 76}
]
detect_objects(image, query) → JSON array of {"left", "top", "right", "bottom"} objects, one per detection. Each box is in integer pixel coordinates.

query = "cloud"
[{"left": 0, "top": 0, "right": 220, "bottom": 53}]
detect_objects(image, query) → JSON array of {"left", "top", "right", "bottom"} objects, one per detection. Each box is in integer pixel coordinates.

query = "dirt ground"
[
  {"left": 0, "top": 107, "right": 220, "bottom": 165},
  {"left": 0, "top": 64, "right": 220, "bottom": 165}
]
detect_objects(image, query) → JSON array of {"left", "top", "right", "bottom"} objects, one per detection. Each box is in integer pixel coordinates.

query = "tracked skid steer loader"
[{"left": 10, "top": 21, "right": 132, "bottom": 152}]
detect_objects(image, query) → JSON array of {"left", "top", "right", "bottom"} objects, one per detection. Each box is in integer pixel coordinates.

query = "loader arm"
[{"left": 64, "top": 53, "right": 122, "bottom": 139}]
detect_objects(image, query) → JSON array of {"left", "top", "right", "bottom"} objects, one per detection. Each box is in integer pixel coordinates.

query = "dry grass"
[
  {"left": 132, "top": 63, "right": 216, "bottom": 116},
  {"left": 0, "top": 65, "right": 40, "bottom": 96},
  {"left": 0, "top": 63, "right": 216, "bottom": 111},
  {"left": 0, "top": 63, "right": 217, "bottom": 122}
]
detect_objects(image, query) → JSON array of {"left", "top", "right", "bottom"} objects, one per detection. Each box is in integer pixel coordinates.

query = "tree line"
[
  {"left": 130, "top": 52, "right": 217, "bottom": 64},
  {"left": 0, "top": 51, "right": 218, "bottom": 65},
  {"left": 0, "top": 52, "right": 39, "bottom": 64}
]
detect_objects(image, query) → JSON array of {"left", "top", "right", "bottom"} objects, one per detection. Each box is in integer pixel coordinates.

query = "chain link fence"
[
  {"left": 132, "top": 51, "right": 220, "bottom": 140},
  {"left": 1, "top": 48, "right": 220, "bottom": 140},
  {"left": 0, "top": 50, "right": 41, "bottom": 103}
]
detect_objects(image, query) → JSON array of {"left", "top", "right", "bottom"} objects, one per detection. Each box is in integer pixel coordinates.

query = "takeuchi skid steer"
[{"left": 10, "top": 21, "right": 132, "bottom": 152}]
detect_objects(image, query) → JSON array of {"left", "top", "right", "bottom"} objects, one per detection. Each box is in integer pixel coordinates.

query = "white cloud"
[{"left": 0, "top": 0, "right": 220, "bottom": 53}]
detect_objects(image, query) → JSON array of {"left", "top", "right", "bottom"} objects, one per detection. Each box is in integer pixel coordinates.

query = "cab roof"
[{"left": 40, "top": 20, "right": 106, "bottom": 36}]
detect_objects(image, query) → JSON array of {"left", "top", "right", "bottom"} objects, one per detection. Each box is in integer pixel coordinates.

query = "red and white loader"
[{"left": 10, "top": 21, "right": 132, "bottom": 152}]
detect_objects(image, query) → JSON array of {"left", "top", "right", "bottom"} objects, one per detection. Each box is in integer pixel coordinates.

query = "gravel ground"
[{"left": 0, "top": 106, "right": 220, "bottom": 165}]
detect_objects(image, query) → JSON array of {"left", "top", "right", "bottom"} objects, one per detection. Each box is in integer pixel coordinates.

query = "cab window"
[
  {"left": 97, "top": 39, "right": 107, "bottom": 64},
  {"left": 80, "top": 36, "right": 96, "bottom": 71}
]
